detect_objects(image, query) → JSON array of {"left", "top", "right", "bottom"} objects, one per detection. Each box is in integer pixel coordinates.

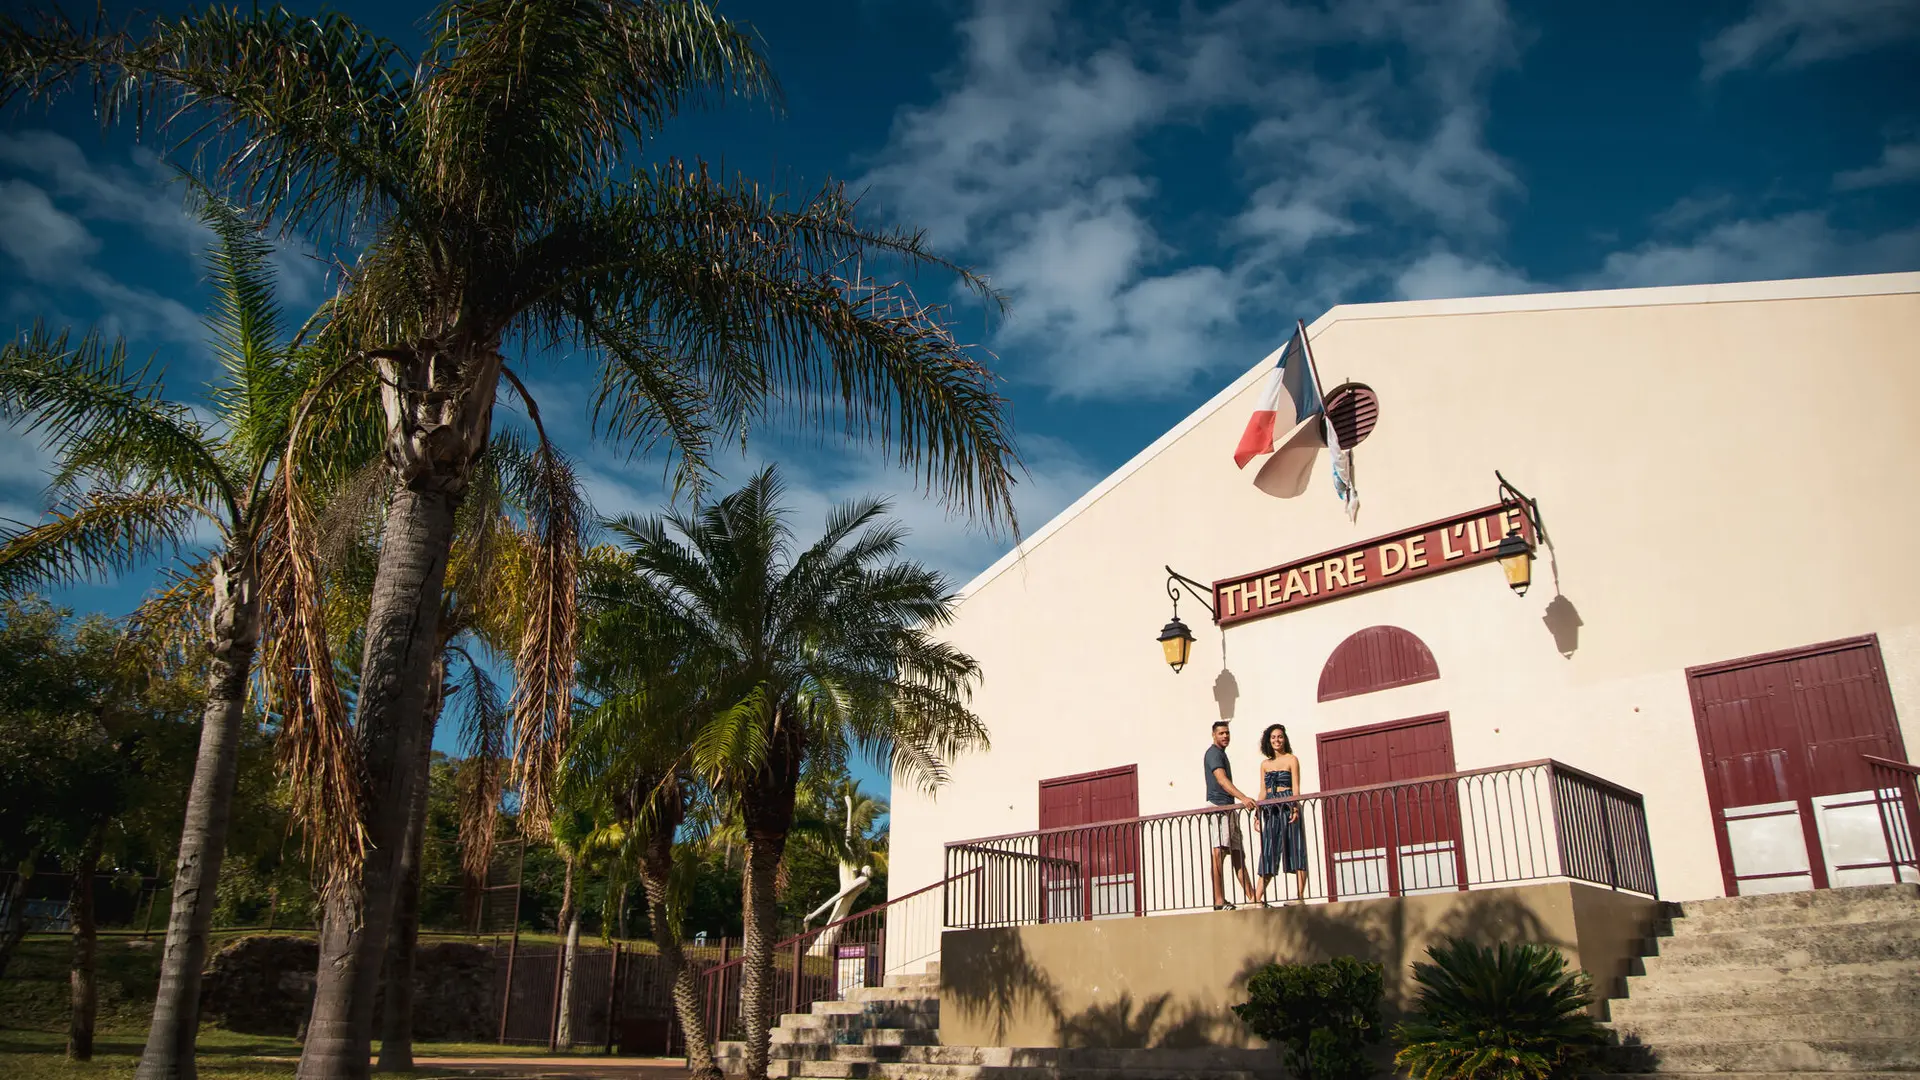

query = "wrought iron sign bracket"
[
  {"left": 1495, "top": 470, "right": 1550, "bottom": 549},
  {"left": 1165, "top": 566, "right": 1217, "bottom": 622}
]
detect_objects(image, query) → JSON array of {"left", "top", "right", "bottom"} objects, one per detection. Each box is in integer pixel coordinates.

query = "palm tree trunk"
[
  {"left": 377, "top": 654, "right": 446, "bottom": 1072},
  {"left": 556, "top": 907, "right": 579, "bottom": 1049},
  {"left": 553, "top": 856, "right": 575, "bottom": 1049},
  {"left": 298, "top": 484, "right": 461, "bottom": 1080},
  {"left": 737, "top": 831, "right": 785, "bottom": 1080},
  {"left": 137, "top": 559, "right": 260, "bottom": 1080},
  {"left": 0, "top": 856, "right": 36, "bottom": 980},
  {"left": 67, "top": 830, "right": 103, "bottom": 1061},
  {"left": 637, "top": 823, "right": 719, "bottom": 1080}
]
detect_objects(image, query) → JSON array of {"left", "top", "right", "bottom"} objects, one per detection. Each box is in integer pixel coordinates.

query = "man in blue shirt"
[{"left": 1203, "top": 720, "right": 1259, "bottom": 910}]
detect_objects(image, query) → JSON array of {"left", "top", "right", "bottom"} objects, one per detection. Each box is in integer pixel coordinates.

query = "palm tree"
[
  {"left": 0, "top": 192, "right": 375, "bottom": 1080},
  {"left": 4, "top": 10, "right": 1018, "bottom": 1076},
  {"left": 565, "top": 542, "right": 728, "bottom": 1078},
  {"left": 608, "top": 466, "right": 987, "bottom": 1080},
  {"left": 312, "top": 435, "right": 580, "bottom": 1071}
]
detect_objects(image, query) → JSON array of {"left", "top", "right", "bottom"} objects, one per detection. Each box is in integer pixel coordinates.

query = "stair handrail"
[
  {"left": 700, "top": 866, "right": 980, "bottom": 982},
  {"left": 1863, "top": 753, "right": 1920, "bottom": 775}
]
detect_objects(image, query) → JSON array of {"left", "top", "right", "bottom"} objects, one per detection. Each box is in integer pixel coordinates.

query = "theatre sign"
[{"left": 1212, "top": 504, "right": 1534, "bottom": 627}]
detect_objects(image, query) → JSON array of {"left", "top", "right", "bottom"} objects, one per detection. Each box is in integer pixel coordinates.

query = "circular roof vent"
[{"left": 1324, "top": 383, "right": 1379, "bottom": 448}]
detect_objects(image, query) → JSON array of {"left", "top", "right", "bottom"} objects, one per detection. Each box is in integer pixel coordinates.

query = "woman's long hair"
[{"left": 1261, "top": 723, "right": 1291, "bottom": 758}]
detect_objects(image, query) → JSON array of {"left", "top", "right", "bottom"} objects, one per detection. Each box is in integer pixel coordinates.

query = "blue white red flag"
[{"left": 1234, "top": 322, "right": 1325, "bottom": 498}]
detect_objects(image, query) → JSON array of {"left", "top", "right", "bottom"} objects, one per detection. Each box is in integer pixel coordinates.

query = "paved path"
[{"left": 410, "top": 1056, "right": 692, "bottom": 1079}]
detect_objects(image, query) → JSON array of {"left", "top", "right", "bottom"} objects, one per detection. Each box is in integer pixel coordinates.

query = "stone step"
[
  {"left": 1607, "top": 973, "right": 1919, "bottom": 1020},
  {"left": 1603, "top": 1036, "right": 1920, "bottom": 1074},
  {"left": 1587, "top": 1073, "right": 1920, "bottom": 1080},
  {"left": 1635, "top": 923, "right": 1920, "bottom": 975},
  {"left": 803, "top": 999, "right": 941, "bottom": 1019},
  {"left": 771, "top": 1060, "right": 1282, "bottom": 1068},
  {"left": 777, "top": 1010, "right": 941, "bottom": 1032},
  {"left": 770, "top": 1046, "right": 1289, "bottom": 1071},
  {"left": 1675, "top": 883, "right": 1918, "bottom": 922},
  {"left": 1668, "top": 890, "right": 1920, "bottom": 937},
  {"left": 773, "top": 1027, "right": 941, "bottom": 1048},
  {"left": 885, "top": 970, "right": 941, "bottom": 990},
  {"left": 844, "top": 985, "right": 942, "bottom": 1004},
  {"left": 1651, "top": 910, "right": 1920, "bottom": 953},
  {"left": 1608, "top": 1007, "right": 1920, "bottom": 1045}
]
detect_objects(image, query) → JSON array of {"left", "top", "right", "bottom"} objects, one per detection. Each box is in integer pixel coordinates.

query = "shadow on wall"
[
  {"left": 1214, "top": 668, "right": 1239, "bottom": 721},
  {"left": 1543, "top": 594, "right": 1583, "bottom": 658},
  {"left": 944, "top": 889, "right": 1582, "bottom": 1051},
  {"left": 942, "top": 928, "right": 1232, "bottom": 1049},
  {"left": 1228, "top": 890, "right": 1572, "bottom": 1016}
]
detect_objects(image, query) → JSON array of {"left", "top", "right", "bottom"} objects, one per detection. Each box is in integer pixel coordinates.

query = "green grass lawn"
[{"left": 1, "top": 936, "right": 670, "bottom": 1079}]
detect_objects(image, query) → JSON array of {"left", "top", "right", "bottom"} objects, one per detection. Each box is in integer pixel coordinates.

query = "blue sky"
[{"left": 3, "top": 0, "right": 1918, "bottom": 784}]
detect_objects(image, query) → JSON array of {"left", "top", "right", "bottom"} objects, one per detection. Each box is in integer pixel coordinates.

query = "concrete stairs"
[
  {"left": 718, "top": 963, "right": 1288, "bottom": 1079},
  {"left": 1594, "top": 882, "right": 1920, "bottom": 1077}
]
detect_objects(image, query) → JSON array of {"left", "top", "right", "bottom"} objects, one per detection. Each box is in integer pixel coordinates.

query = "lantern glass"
[
  {"left": 1496, "top": 529, "right": 1533, "bottom": 595},
  {"left": 1158, "top": 617, "right": 1195, "bottom": 672}
]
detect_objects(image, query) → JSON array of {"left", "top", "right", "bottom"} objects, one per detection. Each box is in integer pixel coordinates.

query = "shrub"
[
  {"left": 1393, "top": 939, "right": 1609, "bottom": 1080},
  {"left": 1233, "top": 955, "right": 1385, "bottom": 1080}
]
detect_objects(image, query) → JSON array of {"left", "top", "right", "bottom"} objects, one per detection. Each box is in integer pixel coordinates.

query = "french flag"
[{"left": 1233, "top": 322, "right": 1325, "bottom": 498}]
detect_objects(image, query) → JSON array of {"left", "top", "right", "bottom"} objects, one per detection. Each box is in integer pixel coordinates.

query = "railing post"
[
  {"left": 1546, "top": 763, "right": 1570, "bottom": 882},
  {"left": 1599, "top": 790, "right": 1619, "bottom": 890},
  {"left": 789, "top": 933, "right": 803, "bottom": 1016},
  {"left": 604, "top": 942, "right": 621, "bottom": 1055}
]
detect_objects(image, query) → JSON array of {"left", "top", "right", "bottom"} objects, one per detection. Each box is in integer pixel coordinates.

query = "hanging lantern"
[
  {"left": 1497, "top": 526, "right": 1534, "bottom": 596},
  {"left": 1158, "top": 614, "right": 1196, "bottom": 673}
]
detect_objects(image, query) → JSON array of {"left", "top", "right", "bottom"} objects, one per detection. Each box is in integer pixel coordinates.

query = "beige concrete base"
[{"left": 939, "top": 881, "right": 1660, "bottom": 1050}]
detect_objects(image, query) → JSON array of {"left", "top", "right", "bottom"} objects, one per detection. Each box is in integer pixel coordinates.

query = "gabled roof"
[{"left": 960, "top": 270, "right": 1920, "bottom": 598}]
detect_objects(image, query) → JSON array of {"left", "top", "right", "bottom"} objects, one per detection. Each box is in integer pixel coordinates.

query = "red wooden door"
[
  {"left": 1317, "top": 714, "right": 1466, "bottom": 899},
  {"left": 1037, "top": 766, "right": 1141, "bottom": 920},
  {"left": 1689, "top": 636, "right": 1909, "bottom": 894}
]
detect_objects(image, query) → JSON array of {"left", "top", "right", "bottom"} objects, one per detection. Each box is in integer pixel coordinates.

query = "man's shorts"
[{"left": 1206, "top": 807, "right": 1244, "bottom": 852}]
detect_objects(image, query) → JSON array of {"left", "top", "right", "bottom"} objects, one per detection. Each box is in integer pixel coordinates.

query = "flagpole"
[{"left": 1297, "top": 318, "right": 1330, "bottom": 400}]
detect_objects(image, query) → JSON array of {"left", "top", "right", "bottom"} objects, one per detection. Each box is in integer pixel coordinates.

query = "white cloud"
[
  {"left": 862, "top": 0, "right": 1520, "bottom": 401},
  {"left": 1835, "top": 137, "right": 1920, "bottom": 190},
  {"left": 1584, "top": 210, "right": 1920, "bottom": 288},
  {"left": 1702, "top": 0, "right": 1920, "bottom": 79},
  {"left": 0, "top": 180, "right": 100, "bottom": 277},
  {"left": 0, "top": 132, "right": 209, "bottom": 255},
  {"left": 1393, "top": 250, "right": 1539, "bottom": 300}
]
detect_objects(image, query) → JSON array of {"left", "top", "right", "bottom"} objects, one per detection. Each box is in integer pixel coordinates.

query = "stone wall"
[{"left": 199, "top": 935, "right": 501, "bottom": 1040}]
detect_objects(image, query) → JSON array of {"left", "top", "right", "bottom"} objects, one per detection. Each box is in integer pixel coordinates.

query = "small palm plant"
[{"left": 1393, "top": 939, "right": 1609, "bottom": 1080}]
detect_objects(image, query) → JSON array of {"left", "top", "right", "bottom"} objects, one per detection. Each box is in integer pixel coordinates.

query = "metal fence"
[
  {"left": 942, "top": 758, "right": 1657, "bottom": 929},
  {"left": 698, "top": 875, "right": 958, "bottom": 1043},
  {"left": 1864, "top": 754, "right": 1920, "bottom": 883}
]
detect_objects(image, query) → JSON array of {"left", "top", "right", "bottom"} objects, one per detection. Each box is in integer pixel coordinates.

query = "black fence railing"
[
  {"left": 943, "top": 759, "right": 1657, "bottom": 929},
  {"left": 699, "top": 871, "right": 962, "bottom": 1044},
  {"left": 1865, "top": 754, "right": 1920, "bottom": 883}
]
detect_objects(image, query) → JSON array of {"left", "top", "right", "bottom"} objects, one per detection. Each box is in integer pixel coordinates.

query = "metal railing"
[
  {"left": 698, "top": 869, "right": 971, "bottom": 1043},
  {"left": 942, "top": 759, "right": 1656, "bottom": 928},
  {"left": 1864, "top": 754, "right": 1920, "bottom": 883}
]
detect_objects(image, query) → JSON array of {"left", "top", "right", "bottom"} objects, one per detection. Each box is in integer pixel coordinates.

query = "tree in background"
[
  {"left": 606, "top": 467, "right": 987, "bottom": 1080},
  {"left": 3, "top": 6, "right": 1018, "bottom": 1074},
  {"left": 566, "top": 543, "right": 729, "bottom": 1078},
  {"left": 0, "top": 190, "right": 376, "bottom": 1080},
  {"left": 0, "top": 598, "right": 203, "bottom": 1060},
  {"left": 784, "top": 770, "right": 888, "bottom": 949}
]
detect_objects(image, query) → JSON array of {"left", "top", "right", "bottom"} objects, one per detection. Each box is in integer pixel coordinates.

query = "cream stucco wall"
[{"left": 890, "top": 273, "right": 1920, "bottom": 921}]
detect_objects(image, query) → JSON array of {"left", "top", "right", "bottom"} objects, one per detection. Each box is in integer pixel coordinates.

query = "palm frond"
[
  {"left": 2, "top": 4, "right": 419, "bottom": 239},
  {"left": 259, "top": 470, "right": 364, "bottom": 896},
  {"left": 0, "top": 323, "right": 235, "bottom": 519},
  {"left": 506, "top": 443, "right": 583, "bottom": 836},
  {"left": 453, "top": 651, "right": 508, "bottom": 885},
  {"left": 123, "top": 557, "right": 217, "bottom": 669},
  {"left": 0, "top": 488, "right": 204, "bottom": 594}
]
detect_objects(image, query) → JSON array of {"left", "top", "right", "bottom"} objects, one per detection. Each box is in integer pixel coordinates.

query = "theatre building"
[{"left": 866, "top": 272, "right": 1920, "bottom": 1053}]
